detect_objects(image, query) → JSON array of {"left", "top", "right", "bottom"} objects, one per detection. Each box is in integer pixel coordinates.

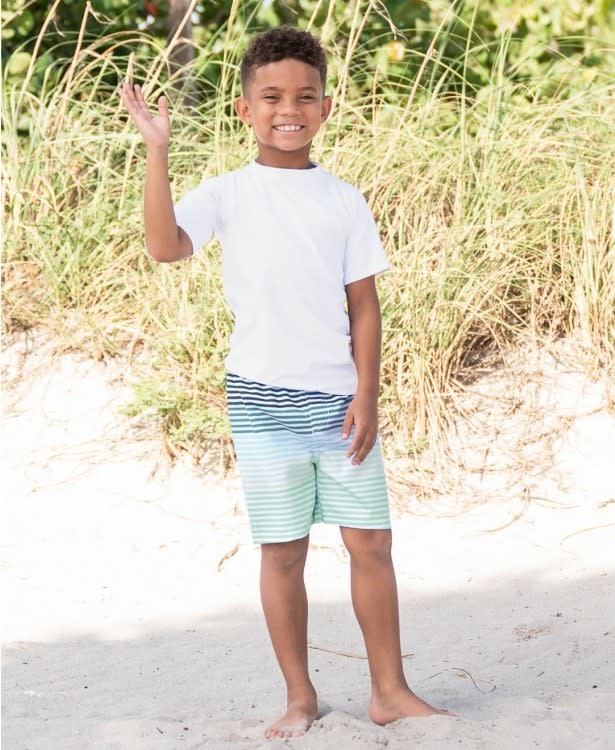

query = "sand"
[{"left": 2, "top": 331, "right": 614, "bottom": 749}]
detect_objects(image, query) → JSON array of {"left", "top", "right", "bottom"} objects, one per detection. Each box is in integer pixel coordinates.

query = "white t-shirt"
[{"left": 174, "top": 160, "right": 389, "bottom": 395}]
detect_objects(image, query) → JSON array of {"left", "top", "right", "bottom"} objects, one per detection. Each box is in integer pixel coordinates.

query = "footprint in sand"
[{"left": 513, "top": 624, "right": 551, "bottom": 641}]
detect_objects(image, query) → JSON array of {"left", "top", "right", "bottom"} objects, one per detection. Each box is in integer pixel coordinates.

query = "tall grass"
[{"left": 3, "top": 7, "right": 614, "bottom": 465}]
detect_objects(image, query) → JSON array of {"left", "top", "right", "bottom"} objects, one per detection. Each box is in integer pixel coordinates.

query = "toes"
[{"left": 265, "top": 724, "right": 308, "bottom": 739}]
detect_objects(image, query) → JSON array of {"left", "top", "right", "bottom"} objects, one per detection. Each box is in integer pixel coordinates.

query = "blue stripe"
[
  {"left": 227, "top": 372, "right": 352, "bottom": 435},
  {"left": 227, "top": 373, "right": 348, "bottom": 402}
]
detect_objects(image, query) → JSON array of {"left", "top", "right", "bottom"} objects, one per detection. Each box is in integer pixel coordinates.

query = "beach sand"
[{"left": 2, "top": 332, "right": 614, "bottom": 749}]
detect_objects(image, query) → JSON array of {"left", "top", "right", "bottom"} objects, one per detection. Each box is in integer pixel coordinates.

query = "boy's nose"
[{"left": 278, "top": 98, "right": 300, "bottom": 115}]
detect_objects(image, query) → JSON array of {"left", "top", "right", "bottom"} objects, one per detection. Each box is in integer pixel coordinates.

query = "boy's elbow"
[
  {"left": 148, "top": 249, "right": 185, "bottom": 263},
  {"left": 146, "top": 235, "right": 192, "bottom": 262},
  {"left": 146, "top": 243, "right": 171, "bottom": 262}
]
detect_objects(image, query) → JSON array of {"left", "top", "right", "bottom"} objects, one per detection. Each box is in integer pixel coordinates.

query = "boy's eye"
[{"left": 262, "top": 95, "right": 315, "bottom": 102}]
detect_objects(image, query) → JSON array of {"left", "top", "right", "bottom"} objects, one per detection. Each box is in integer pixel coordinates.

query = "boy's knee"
[
  {"left": 341, "top": 527, "right": 392, "bottom": 562},
  {"left": 261, "top": 536, "right": 309, "bottom": 573}
]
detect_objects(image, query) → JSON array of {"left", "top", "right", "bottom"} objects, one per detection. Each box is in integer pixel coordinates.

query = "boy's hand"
[
  {"left": 120, "top": 82, "right": 170, "bottom": 149},
  {"left": 341, "top": 392, "right": 379, "bottom": 465}
]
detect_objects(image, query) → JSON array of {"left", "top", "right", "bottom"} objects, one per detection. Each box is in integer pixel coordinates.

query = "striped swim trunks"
[{"left": 227, "top": 372, "right": 391, "bottom": 544}]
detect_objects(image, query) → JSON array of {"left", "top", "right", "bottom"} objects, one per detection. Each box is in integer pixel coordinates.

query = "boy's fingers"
[
  {"left": 353, "top": 432, "right": 376, "bottom": 464},
  {"left": 346, "top": 425, "right": 364, "bottom": 458},
  {"left": 341, "top": 409, "right": 353, "bottom": 440},
  {"left": 158, "top": 95, "right": 169, "bottom": 118},
  {"left": 121, "top": 84, "right": 140, "bottom": 112},
  {"left": 134, "top": 84, "right": 147, "bottom": 107}
]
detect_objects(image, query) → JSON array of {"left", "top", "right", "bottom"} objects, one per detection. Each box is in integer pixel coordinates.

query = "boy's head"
[
  {"left": 240, "top": 26, "right": 327, "bottom": 94},
  {"left": 236, "top": 27, "right": 332, "bottom": 168}
]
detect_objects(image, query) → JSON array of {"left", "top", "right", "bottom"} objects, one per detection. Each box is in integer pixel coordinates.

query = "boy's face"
[{"left": 235, "top": 58, "right": 332, "bottom": 169}]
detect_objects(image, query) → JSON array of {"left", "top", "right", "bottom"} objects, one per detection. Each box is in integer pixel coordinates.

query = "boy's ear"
[
  {"left": 321, "top": 95, "right": 333, "bottom": 122},
  {"left": 235, "top": 96, "right": 251, "bottom": 125}
]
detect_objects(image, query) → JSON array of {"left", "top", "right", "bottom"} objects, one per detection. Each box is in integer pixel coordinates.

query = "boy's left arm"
[{"left": 342, "top": 275, "right": 382, "bottom": 465}]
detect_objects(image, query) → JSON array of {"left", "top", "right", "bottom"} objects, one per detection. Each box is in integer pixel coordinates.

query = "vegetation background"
[{"left": 3, "top": 0, "right": 614, "bottom": 472}]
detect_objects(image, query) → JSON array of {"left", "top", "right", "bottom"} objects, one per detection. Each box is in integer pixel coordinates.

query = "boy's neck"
[{"left": 255, "top": 147, "right": 315, "bottom": 170}]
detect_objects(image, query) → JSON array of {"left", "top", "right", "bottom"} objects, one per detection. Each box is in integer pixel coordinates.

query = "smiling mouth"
[{"left": 273, "top": 125, "right": 305, "bottom": 132}]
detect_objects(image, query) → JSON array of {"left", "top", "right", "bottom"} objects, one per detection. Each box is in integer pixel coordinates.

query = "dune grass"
[{"left": 2, "top": 12, "right": 614, "bottom": 466}]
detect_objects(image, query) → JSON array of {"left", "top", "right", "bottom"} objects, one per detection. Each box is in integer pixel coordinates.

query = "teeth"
[{"left": 274, "top": 125, "right": 302, "bottom": 132}]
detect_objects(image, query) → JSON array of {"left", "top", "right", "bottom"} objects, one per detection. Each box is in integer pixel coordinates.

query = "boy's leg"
[
  {"left": 339, "top": 526, "right": 446, "bottom": 723},
  {"left": 260, "top": 535, "right": 318, "bottom": 738}
]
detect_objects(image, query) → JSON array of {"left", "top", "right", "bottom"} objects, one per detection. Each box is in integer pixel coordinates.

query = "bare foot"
[
  {"left": 369, "top": 687, "right": 452, "bottom": 725},
  {"left": 265, "top": 695, "right": 319, "bottom": 739}
]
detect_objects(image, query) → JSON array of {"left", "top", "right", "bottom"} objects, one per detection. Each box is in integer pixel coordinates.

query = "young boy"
[{"left": 121, "top": 26, "right": 445, "bottom": 739}]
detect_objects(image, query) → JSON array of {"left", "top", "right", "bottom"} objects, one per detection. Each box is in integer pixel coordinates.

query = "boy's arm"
[
  {"left": 121, "top": 82, "right": 192, "bottom": 262},
  {"left": 342, "top": 275, "right": 382, "bottom": 465},
  {"left": 144, "top": 146, "right": 193, "bottom": 262}
]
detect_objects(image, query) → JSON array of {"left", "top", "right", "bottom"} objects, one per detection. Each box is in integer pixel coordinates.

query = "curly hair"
[{"left": 240, "top": 26, "right": 327, "bottom": 91}]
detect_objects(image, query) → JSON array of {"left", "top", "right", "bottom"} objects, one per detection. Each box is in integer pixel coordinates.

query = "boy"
[{"left": 121, "top": 26, "right": 445, "bottom": 739}]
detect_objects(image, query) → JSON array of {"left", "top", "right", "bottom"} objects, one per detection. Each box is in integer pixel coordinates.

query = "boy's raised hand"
[{"left": 120, "top": 82, "right": 170, "bottom": 149}]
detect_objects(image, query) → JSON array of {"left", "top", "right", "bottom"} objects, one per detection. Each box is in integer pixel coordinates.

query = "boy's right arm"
[
  {"left": 121, "top": 82, "right": 193, "bottom": 262},
  {"left": 143, "top": 145, "right": 193, "bottom": 262}
]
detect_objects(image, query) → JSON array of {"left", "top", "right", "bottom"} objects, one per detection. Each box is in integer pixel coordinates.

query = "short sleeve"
[
  {"left": 173, "top": 176, "right": 221, "bottom": 254},
  {"left": 343, "top": 189, "right": 389, "bottom": 285}
]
